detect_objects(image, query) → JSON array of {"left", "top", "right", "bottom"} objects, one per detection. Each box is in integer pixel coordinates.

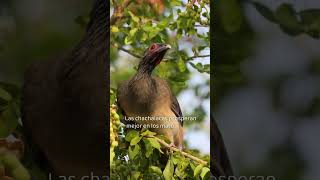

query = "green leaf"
[
  {"left": 147, "top": 138, "right": 162, "bottom": 153},
  {"left": 163, "top": 157, "right": 174, "bottom": 180},
  {"left": 110, "top": 89, "right": 116, "bottom": 104},
  {"left": 300, "top": 9, "right": 320, "bottom": 38},
  {"left": 149, "top": 166, "right": 162, "bottom": 175},
  {"left": 300, "top": 9, "right": 320, "bottom": 24},
  {"left": 125, "top": 130, "right": 139, "bottom": 142},
  {"left": 131, "top": 171, "right": 141, "bottom": 180},
  {"left": 0, "top": 103, "right": 19, "bottom": 138},
  {"left": 158, "top": 19, "right": 169, "bottom": 29},
  {"left": 0, "top": 88, "right": 12, "bottom": 101},
  {"left": 128, "top": 11, "right": 139, "bottom": 23},
  {"left": 130, "top": 136, "right": 142, "bottom": 146},
  {"left": 128, "top": 144, "right": 140, "bottom": 160},
  {"left": 174, "top": 157, "right": 189, "bottom": 179},
  {"left": 141, "top": 130, "right": 156, "bottom": 136},
  {"left": 143, "top": 138, "right": 154, "bottom": 158},
  {"left": 275, "top": 3, "right": 303, "bottom": 36},
  {"left": 124, "top": 36, "right": 133, "bottom": 45},
  {"left": 110, "top": 151, "right": 115, "bottom": 165},
  {"left": 189, "top": 62, "right": 210, "bottom": 73},
  {"left": 111, "top": 26, "right": 119, "bottom": 33},
  {"left": 170, "top": 0, "right": 181, "bottom": 6},
  {"left": 252, "top": 2, "right": 276, "bottom": 23},
  {"left": 129, "top": 28, "right": 138, "bottom": 37},
  {"left": 200, "top": 167, "right": 210, "bottom": 180},
  {"left": 177, "top": 58, "right": 186, "bottom": 72},
  {"left": 0, "top": 82, "right": 20, "bottom": 99},
  {"left": 193, "top": 164, "right": 203, "bottom": 177},
  {"left": 219, "top": 0, "right": 243, "bottom": 33}
]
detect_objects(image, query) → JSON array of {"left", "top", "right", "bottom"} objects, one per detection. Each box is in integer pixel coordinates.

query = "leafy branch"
[
  {"left": 114, "top": 43, "right": 210, "bottom": 62},
  {"left": 145, "top": 135, "right": 208, "bottom": 165}
]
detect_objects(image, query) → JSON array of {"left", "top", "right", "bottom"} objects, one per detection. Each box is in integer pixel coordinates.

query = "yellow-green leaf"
[
  {"left": 111, "top": 26, "right": 119, "bottom": 33},
  {"left": 125, "top": 130, "right": 139, "bottom": 142},
  {"left": 177, "top": 58, "right": 186, "bottom": 72},
  {"left": 128, "top": 11, "right": 139, "bottom": 23},
  {"left": 149, "top": 166, "right": 162, "bottom": 175},
  {"left": 130, "top": 136, "right": 142, "bottom": 146},
  {"left": 194, "top": 164, "right": 203, "bottom": 177},
  {"left": 163, "top": 158, "right": 174, "bottom": 180},
  {"left": 200, "top": 167, "right": 210, "bottom": 179}
]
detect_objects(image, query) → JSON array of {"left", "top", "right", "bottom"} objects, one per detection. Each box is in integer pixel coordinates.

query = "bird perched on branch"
[{"left": 117, "top": 43, "right": 184, "bottom": 149}]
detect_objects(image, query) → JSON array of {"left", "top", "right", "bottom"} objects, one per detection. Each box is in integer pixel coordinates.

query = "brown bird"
[
  {"left": 117, "top": 43, "right": 184, "bottom": 149},
  {"left": 21, "top": 0, "right": 108, "bottom": 178}
]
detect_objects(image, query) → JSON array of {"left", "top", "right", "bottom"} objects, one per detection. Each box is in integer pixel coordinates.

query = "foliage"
[
  {"left": 0, "top": 139, "right": 30, "bottom": 180},
  {"left": 251, "top": 1, "right": 320, "bottom": 38},
  {"left": 0, "top": 82, "right": 21, "bottom": 138},
  {"left": 215, "top": 0, "right": 320, "bottom": 179},
  {"left": 109, "top": 102, "right": 210, "bottom": 180},
  {"left": 110, "top": 0, "right": 210, "bottom": 95},
  {"left": 110, "top": 0, "right": 211, "bottom": 179}
]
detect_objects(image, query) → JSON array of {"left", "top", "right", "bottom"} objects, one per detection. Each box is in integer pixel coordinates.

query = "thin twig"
[
  {"left": 147, "top": 135, "right": 208, "bottom": 165},
  {"left": 187, "top": 54, "right": 210, "bottom": 60},
  {"left": 118, "top": 47, "right": 141, "bottom": 59}
]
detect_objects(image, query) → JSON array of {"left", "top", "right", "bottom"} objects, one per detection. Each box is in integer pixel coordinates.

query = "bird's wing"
[{"left": 171, "top": 95, "right": 183, "bottom": 127}]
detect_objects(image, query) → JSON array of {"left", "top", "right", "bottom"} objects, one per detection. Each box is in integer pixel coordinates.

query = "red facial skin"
[{"left": 148, "top": 44, "right": 165, "bottom": 65}]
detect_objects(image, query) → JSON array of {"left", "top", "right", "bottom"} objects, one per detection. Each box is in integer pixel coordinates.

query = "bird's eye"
[{"left": 150, "top": 44, "right": 156, "bottom": 50}]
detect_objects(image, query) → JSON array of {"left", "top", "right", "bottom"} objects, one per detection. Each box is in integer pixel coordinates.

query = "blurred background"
[
  {"left": 215, "top": 0, "right": 320, "bottom": 179},
  {"left": 0, "top": 0, "right": 91, "bottom": 84},
  {"left": 110, "top": 0, "right": 211, "bottom": 154}
]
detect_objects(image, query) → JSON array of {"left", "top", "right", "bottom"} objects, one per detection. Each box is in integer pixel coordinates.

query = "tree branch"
[
  {"left": 146, "top": 135, "right": 208, "bottom": 165},
  {"left": 118, "top": 47, "right": 141, "bottom": 59},
  {"left": 187, "top": 54, "right": 210, "bottom": 60}
]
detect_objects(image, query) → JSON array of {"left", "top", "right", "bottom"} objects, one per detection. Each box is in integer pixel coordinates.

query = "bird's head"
[{"left": 138, "top": 43, "right": 171, "bottom": 74}]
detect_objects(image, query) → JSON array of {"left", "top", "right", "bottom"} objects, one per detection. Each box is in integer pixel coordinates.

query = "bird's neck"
[
  {"left": 136, "top": 64, "right": 154, "bottom": 77},
  {"left": 129, "top": 71, "right": 156, "bottom": 106}
]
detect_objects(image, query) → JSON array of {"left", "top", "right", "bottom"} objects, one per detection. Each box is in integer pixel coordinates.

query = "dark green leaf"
[
  {"left": 219, "top": 0, "right": 243, "bottom": 33},
  {"left": 0, "top": 104, "right": 19, "bottom": 138},
  {"left": 275, "top": 4, "right": 303, "bottom": 36},
  {"left": 252, "top": 2, "right": 276, "bottom": 23},
  {"left": 0, "top": 88, "right": 12, "bottom": 101}
]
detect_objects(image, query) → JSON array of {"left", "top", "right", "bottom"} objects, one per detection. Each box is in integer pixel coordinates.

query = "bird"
[
  {"left": 210, "top": 115, "right": 234, "bottom": 177},
  {"left": 117, "top": 43, "right": 184, "bottom": 149},
  {"left": 21, "top": 0, "right": 108, "bottom": 179}
]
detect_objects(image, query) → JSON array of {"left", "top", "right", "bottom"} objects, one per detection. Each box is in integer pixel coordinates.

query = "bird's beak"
[
  {"left": 151, "top": 44, "right": 171, "bottom": 65},
  {"left": 156, "top": 44, "right": 171, "bottom": 53},
  {"left": 164, "top": 44, "right": 171, "bottom": 49}
]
